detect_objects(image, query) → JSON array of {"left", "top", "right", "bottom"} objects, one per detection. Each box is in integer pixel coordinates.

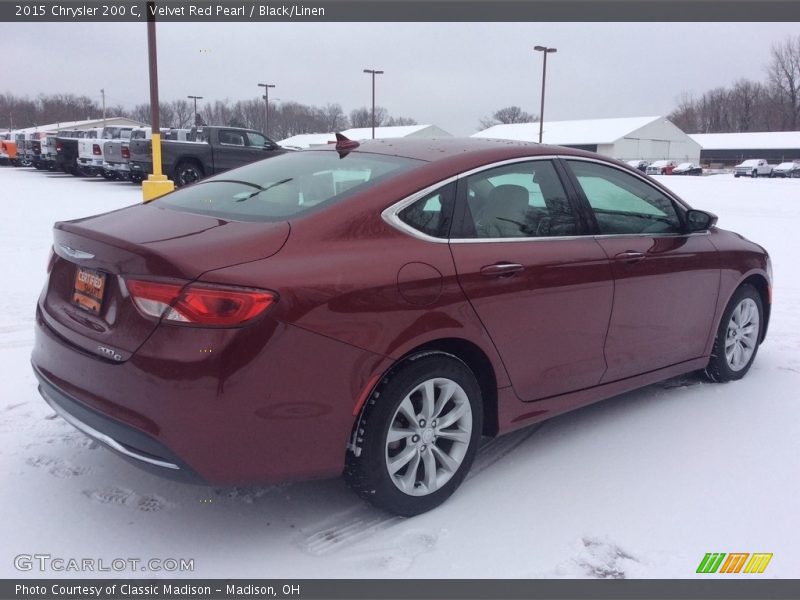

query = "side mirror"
[{"left": 686, "top": 209, "right": 717, "bottom": 232}]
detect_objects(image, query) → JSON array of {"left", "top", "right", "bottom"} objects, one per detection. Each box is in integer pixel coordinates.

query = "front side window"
[
  {"left": 158, "top": 150, "right": 423, "bottom": 222},
  {"left": 567, "top": 160, "right": 682, "bottom": 235},
  {"left": 246, "top": 132, "right": 269, "bottom": 147},
  {"left": 459, "top": 160, "right": 578, "bottom": 238},
  {"left": 398, "top": 183, "right": 456, "bottom": 239}
]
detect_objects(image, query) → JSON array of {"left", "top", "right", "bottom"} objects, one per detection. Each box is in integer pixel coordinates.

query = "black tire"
[
  {"left": 345, "top": 353, "right": 483, "bottom": 516},
  {"left": 705, "top": 284, "right": 763, "bottom": 383},
  {"left": 101, "top": 170, "right": 116, "bottom": 181},
  {"left": 751, "top": 170, "right": 757, "bottom": 178},
  {"left": 734, "top": 174, "right": 740, "bottom": 178},
  {"left": 174, "top": 161, "right": 204, "bottom": 187},
  {"left": 130, "top": 173, "right": 144, "bottom": 184}
]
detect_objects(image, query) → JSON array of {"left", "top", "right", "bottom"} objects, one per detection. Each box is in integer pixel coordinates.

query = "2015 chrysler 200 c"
[{"left": 32, "top": 138, "right": 771, "bottom": 516}]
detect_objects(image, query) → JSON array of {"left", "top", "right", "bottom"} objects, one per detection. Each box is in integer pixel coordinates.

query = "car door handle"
[
  {"left": 614, "top": 251, "right": 646, "bottom": 264},
  {"left": 480, "top": 263, "right": 524, "bottom": 277}
]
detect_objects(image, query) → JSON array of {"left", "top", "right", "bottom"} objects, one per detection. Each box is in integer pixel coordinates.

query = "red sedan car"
[{"left": 32, "top": 138, "right": 770, "bottom": 516}]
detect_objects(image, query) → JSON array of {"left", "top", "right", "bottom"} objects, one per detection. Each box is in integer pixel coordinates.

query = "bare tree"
[
  {"left": 349, "top": 106, "right": 388, "bottom": 128},
  {"left": 729, "top": 79, "right": 765, "bottom": 132},
  {"left": 668, "top": 91, "right": 700, "bottom": 133},
  {"left": 385, "top": 116, "right": 418, "bottom": 126},
  {"left": 768, "top": 35, "right": 800, "bottom": 130},
  {"left": 170, "top": 99, "right": 193, "bottom": 129},
  {"left": 479, "top": 106, "right": 536, "bottom": 129},
  {"left": 318, "top": 103, "right": 349, "bottom": 132}
]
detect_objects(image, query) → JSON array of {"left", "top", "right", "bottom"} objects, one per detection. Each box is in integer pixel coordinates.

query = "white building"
[
  {"left": 279, "top": 124, "right": 452, "bottom": 150},
  {"left": 472, "top": 116, "right": 701, "bottom": 163},
  {"left": 689, "top": 131, "right": 800, "bottom": 166},
  {"left": 12, "top": 117, "right": 144, "bottom": 135}
]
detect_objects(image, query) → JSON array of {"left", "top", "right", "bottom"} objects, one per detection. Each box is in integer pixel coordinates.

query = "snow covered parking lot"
[{"left": 0, "top": 167, "right": 798, "bottom": 579}]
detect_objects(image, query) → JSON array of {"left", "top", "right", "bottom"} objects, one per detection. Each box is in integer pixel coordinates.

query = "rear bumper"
[
  {"left": 33, "top": 364, "right": 203, "bottom": 483},
  {"left": 31, "top": 303, "right": 384, "bottom": 485}
]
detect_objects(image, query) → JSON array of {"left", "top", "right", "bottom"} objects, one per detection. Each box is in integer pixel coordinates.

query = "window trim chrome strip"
[
  {"left": 41, "top": 388, "right": 181, "bottom": 471},
  {"left": 381, "top": 154, "right": 698, "bottom": 244}
]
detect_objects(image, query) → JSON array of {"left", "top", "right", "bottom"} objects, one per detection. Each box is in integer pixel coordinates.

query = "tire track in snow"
[{"left": 297, "top": 424, "right": 543, "bottom": 557}]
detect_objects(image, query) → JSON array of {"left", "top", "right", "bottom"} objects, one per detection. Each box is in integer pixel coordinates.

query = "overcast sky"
[{"left": 1, "top": 22, "right": 796, "bottom": 136}]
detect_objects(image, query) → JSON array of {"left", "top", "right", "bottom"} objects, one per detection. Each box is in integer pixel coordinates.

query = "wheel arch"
[
  {"left": 739, "top": 273, "right": 771, "bottom": 342},
  {"left": 351, "top": 337, "right": 501, "bottom": 448}
]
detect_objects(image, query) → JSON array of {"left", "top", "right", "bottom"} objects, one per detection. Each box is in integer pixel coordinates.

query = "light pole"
[
  {"left": 534, "top": 45, "right": 557, "bottom": 144},
  {"left": 258, "top": 83, "right": 275, "bottom": 137},
  {"left": 141, "top": 0, "right": 175, "bottom": 202},
  {"left": 187, "top": 95, "right": 203, "bottom": 126},
  {"left": 363, "top": 69, "right": 384, "bottom": 139}
]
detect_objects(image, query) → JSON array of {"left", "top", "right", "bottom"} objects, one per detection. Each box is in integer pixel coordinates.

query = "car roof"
[{"left": 312, "top": 136, "right": 604, "bottom": 163}]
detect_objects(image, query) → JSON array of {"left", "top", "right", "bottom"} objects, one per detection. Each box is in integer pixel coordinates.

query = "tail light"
[
  {"left": 93, "top": 144, "right": 101, "bottom": 155},
  {"left": 126, "top": 279, "right": 276, "bottom": 326},
  {"left": 121, "top": 146, "right": 130, "bottom": 159},
  {"left": 56, "top": 141, "right": 62, "bottom": 152}
]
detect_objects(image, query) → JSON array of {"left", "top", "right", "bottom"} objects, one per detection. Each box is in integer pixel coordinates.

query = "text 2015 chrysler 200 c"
[{"left": 32, "top": 137, "right": 770, "bottom": 516}]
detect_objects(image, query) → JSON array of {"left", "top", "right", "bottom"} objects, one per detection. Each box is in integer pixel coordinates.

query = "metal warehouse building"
[
  {"left": 14, "top": 117, "right": 144, "bottom": 134},
  {"left": 689, "top": 132, "right": 800, "bottom": 167},
  {"left": 472, "top": 116, "right": 701, "bottom": 163},
  {"left": 279, "top": 124, "right": 452, "bottom": 150}
]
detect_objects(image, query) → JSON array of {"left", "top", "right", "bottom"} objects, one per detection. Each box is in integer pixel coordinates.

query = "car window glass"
[
  {"left": 398, "top": 184, "right": 455, "bottom": 239},
  {"left": 567, "top": 160, "right": 682, "bottom": 235},
  {"left": 220, "top": 130, "right": 246, "bottom": 146},
  {"left": 460, "top": 160, "right": 578, "bottom": 238},
  {"left": 246, "top": 132, "right": 268, "bottom": 147},
  {"left": 159, "top": 151, "right": 422, "bottom": 222}
]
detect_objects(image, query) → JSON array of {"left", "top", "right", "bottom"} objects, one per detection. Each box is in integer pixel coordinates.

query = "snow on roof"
[
  {"left": 472, "top": 116, "right": 664, "bottom": 145},
  {"left": 690, "top": 131, "right": 800, "bottom": 150},
  {"left": 278, "top": 125, "right": 447, "bottom": 149},
  {"left": 12, "top": 117, "right": 143, "bottom": 135},
  {"left": 341, "top": 124, "right": 433, "bottom": 140},
  {"left": 277, "top": 133, "right": 336, "bottom": 149}
]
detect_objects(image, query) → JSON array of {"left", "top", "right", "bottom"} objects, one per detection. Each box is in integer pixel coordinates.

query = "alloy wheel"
[
  {"left": 725, "top": 298, "right": 759, "bottom": 372},
  {"left": 385, "top": 377, "right": 473, "bottom": 497}
]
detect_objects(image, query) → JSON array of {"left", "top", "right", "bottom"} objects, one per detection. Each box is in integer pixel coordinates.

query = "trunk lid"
[{"left": 42, "top": 203, "right": 290, "bottom": 361}]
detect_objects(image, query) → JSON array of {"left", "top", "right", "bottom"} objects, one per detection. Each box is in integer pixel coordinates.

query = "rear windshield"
[{"left": 158, "top": 150, "right": 423, "bottom": 222}]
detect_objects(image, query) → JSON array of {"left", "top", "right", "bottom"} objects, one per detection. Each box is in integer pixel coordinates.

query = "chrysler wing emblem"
[{"left": 58, "top": 244, "right": 95, "bottom": 260}]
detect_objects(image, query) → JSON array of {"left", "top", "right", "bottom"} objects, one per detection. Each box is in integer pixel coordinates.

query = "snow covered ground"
[{"left": 0, "top": 167, "right": 798, "bottom": 579}]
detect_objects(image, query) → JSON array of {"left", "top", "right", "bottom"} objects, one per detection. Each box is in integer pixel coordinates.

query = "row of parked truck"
[{"left": 0, "top": 124, "right": 287, "bottom": 186}]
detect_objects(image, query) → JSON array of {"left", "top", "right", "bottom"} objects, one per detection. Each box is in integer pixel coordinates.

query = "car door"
[
  {"left": 212, "top": 129, "right": 254, "bottom": 174},
  {"left": 449, "top": 158, "right": 614, "bottom": 401},
  {"left": 562, "top": 158, "right": 720, "bottom": 382},
  {"left": 245, "top": 131, "right": 283, "bottom": 160}
]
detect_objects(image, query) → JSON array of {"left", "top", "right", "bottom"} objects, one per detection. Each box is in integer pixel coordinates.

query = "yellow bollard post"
[
  {"left": 142, "top": 8, "right": 174, "bottom": 203},
  {"left": 142, "top": 131, "right": 174, "bottom": 202}
]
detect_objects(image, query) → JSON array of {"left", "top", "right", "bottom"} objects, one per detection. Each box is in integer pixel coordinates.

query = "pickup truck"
[
  {"left": 141, "top": 126, "right": 285, "bottom": 187},
  {"left": 645, "top": 160, "right": 677, "bottom": 175},
  {"left": 55, "top": 130, "right": 91, "bottom": 175},
  {"left": 0, "top": 132, "right": 17, "bottom": 165},
  {"left": 77, "top": 126, "right": 134, "bottom": 178},
  {"left": 30, "top": 131, "right": 57, "bottom": 170},
  {"left": 128, "top": 128, "right": 191, "bottom": 184},
  {"left": 15, "top": 133, "right": 32, "bottom": 167},
  {"left": 733, "top": 159, "right": 773, "bottom": 178}
]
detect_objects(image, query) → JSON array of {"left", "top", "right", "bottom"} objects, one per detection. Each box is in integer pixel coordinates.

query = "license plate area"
[{"left": 72, "top": 267, "right": 107, "bottom": 314}]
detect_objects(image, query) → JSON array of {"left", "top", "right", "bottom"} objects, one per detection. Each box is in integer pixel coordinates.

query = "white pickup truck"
[
  {"left": 733, "top": 159, "right": 773, "bottom": 178},
  {"left": 77, "top": 126, "right": 134, "bottom": 178}
]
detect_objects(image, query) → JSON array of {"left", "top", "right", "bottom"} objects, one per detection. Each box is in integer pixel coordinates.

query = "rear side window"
[
  {"left": 398, "top": 183, "right": 456, "bottom": 239},
  {"left": 158, "top": 150, "right": 422, "bottom": 222}
]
